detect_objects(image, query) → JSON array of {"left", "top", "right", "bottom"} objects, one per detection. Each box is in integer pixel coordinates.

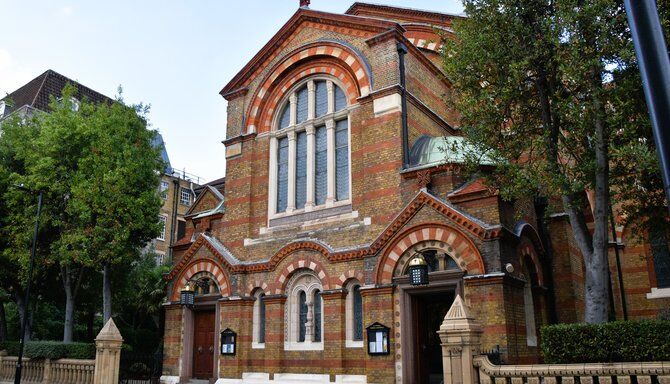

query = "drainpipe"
[
  {"left": 397, "top": 42, "right": 410, "bottom": 169},
  {"left": 169, "top": 177, "right": 179, "bottom": 264},
  {"left": 609, "top": 205, "right": 628, "bottom": 320}
]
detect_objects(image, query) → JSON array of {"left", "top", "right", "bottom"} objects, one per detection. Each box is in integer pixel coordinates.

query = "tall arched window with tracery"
[
  {"left": 285, "top": 270, "right": 324, "bottom": 350},
  {"left": 268, "top": 77, "right": 351, "bottom": 221}
]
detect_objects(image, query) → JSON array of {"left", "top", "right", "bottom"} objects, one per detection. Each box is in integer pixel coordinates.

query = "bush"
[
  {"left": 64, "top": 343, "right": 96, "bottom": 359},
  {"left": 541, "top": 320, "right": 670, "bottom": 363},
  {"left": 0, "top": 341, "right": 20, "bottom": 356},
  {"left": 0, "top": 341, "right": 95, "bottom": 360}
]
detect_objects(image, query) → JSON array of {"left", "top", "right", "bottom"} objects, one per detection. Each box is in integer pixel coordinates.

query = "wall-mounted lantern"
[
  {"left": 366, "top": 322, "right": 390, "bottom": 355},
  {"left": 180, "top": 281, "right": 195, "bottom": 307},
  {"left": 407, "top": 253, "right": 429, "bottom": 285},
  {"left": 220, "top": 328, "right": 237, "bottom": 355}
]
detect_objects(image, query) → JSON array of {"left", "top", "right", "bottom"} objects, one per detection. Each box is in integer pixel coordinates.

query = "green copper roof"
[{"left": 409, "top": 135, "right": 494, "bottom": 169}]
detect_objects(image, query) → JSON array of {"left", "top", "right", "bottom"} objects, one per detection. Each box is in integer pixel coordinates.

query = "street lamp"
[
  {"left": 12, "top": 185, "right": 43, "bottom": 384},
  {"left": 180, "top": 281, "right": 195, "bottom": 307},
  {"left": 407, "top": 253, "right": 429, "bottom": 286}
]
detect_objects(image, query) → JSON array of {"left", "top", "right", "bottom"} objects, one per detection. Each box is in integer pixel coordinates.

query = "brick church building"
[{"left": 160, "top": 2, "right": 670, "bottom": 384}]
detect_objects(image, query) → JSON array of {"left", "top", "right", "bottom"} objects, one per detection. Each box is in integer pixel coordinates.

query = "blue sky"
[{"left": 0, "top": 0, "right": 463, "bottom": 183}]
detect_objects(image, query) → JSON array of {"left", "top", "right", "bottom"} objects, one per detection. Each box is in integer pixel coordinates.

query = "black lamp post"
[
  {"left": 13, "top": 186, "right": 43, "bottom": 384},
  {"left": 180, "top": 281, "right": 195, "bottom": 307},
  {"left": 407, "top": 253, "right": 429, "bottom": 286}
]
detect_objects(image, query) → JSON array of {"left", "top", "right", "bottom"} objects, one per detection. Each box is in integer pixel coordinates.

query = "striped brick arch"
[
  {"left": 275, "top": 258, "right": 330, "bottom": 294},
  {"left": 245, "top": 280, "right": 269, "bottom": 296},
  {"left": 170, "top": 259, "right": 231, "bottom": 301},
  {"left": 375, "top": 224, "right": 485, "bottom": 284},
  {"left": 334, "top": 270, "right": 366, "bottom": 289},
  {"left": 246, "top": 42, "right": 372, "bottom": 134}
]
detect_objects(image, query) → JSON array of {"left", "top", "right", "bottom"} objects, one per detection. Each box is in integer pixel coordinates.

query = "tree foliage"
[
  {"left": 443, "top": 0, "right": 668, "bottom": 322},
  {"left": 0, "top": 84, "right": 164, "bottom": 341}
]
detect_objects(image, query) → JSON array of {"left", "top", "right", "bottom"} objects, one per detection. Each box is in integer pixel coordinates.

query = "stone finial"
[
  {"left": 300, "top": 0, "right": 310, "bottom": 8},
  {"left": 96, "top": 318, "right": 123, "bottom": 342},
  {"left": 94, "top": 318, "right": 123, "bottom": 384},
  {"left": 440, "top": 294, "right": 482, "bottom": 332}
]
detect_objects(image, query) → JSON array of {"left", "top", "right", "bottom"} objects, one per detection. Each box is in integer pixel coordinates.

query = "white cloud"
[
  {"left": 59, "top": 5, "right": 74, "bottom": 16},
  {"left": 0, "top": 49, "right": 37, "bottom": 97}
]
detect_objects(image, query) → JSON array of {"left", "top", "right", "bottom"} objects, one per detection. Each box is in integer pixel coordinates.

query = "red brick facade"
[{"left": 161, "top": 3, "right": 670, "bottom": 384}]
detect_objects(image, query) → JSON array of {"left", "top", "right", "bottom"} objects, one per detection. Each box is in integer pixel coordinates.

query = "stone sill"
[{"left": 646, "top": 287, "right": 670, "bottom": 299}]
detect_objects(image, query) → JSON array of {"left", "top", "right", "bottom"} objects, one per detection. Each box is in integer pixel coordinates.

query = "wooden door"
[
  {"left": 193, "top": 310, "right": 215, "bottom": 379},
  {"left": 414, "top": 292, "right": 454, "bottom": 384}
]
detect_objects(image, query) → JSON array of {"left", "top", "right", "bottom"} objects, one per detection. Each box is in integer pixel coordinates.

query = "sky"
[{"left": 0, "top": 0, "right": 464, "bottom": 183}]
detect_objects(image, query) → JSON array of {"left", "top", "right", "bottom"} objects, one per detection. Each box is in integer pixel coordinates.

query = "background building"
[{"left": 0, "top": 69, "right": 203, "bottom": 267}]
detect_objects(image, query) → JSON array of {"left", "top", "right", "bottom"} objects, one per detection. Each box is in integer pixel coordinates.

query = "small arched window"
[
  {"left": 252, "top": 290, "right": 266, "bottom": 348},
  {"left": 298, "top": 291, "right": 308, "bottom": 342},
  {"left": 522, "top": 259, "right": 538, "bottom": 346},
  {"left": 345, "top": 280, "right": 364, "bottom": 347},
  {"left": 269, "top": 77, "right": 351, "bottom": 220}
]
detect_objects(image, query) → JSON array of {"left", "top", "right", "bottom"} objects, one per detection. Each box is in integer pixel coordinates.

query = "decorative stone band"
[{"left": 473, "top": 355, "right": 670, "bottom": 384}]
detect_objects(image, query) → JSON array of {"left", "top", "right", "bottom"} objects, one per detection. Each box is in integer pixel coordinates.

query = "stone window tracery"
[
  {"left": 268, "top": 77, "right": 351, "bottom": 222},
  {"left": 284, "top": 269, "right": 324, "bottom": 351}
]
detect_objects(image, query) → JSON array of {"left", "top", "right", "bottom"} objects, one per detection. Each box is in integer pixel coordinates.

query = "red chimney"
[{"left": 300, "top": 0, "right": 310, "bottom": 8}]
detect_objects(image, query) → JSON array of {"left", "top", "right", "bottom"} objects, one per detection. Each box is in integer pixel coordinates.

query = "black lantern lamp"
[
  {"left": 220, "top": 328, "right": 237, "bottom": 355},
  {"left": 366, "top": 322, "right": 390, "bottom": 355},
  {"left": 407, "top": 253, "right": 429, "bottom": 285},
  {"left": 180, "top": 281, "right": 195, "bottom": 307}
]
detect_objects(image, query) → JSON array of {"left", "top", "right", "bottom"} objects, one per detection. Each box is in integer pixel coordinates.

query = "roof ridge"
[{"left": 30, "top": 69, "right": 51, "bottom": 107}]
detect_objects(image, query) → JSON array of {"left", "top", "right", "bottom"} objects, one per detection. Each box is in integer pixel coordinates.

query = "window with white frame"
[
  {"left": 157, "top": 215, "right": 167, "bottom": 241},
  {"left": 285, "top": 270, "right": 324, "bottom": 351},
  {"left": 252, "top": 290, "right": 266, "bottom": 348},
  {"left": 345, "top": 280, "right": 364, "bottom": 348},
  {"left": 269, "top": 77, "right": 351, "bottom": 219},
  {"left": 180, "top": 188, "right": 192, "bottom": 206},
  {"left": 160, "top": 181, "right": 169, "bottom": 199},
  {"left": 522, "top": 261, "right": 538, "bottom": 346}
]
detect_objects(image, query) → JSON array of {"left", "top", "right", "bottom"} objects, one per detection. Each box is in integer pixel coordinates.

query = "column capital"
[
  {"left": 305, "top": 124, "right": 315, "bottom": 135},
  {"left": 325, "top": 118, "right": 335, "bottom": 129}
]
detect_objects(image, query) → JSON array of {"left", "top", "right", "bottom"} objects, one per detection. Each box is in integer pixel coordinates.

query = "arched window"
[
  {"left": 345, "top": 280, "right": 364, "bottom": 348},
  {"left": 285, "top": 270, "right": 324, "bottom": 350},
  {"left": 190, "top": 272, "right": 220, "bottom": 296},
  {"left": 522, "top": 260, "right": 538, "bottom": 346},
  {"left": 269, "top": 77, "right": 351, "bottom": 221},
  {"left": 252, "top": 290, "right": 266, "bottom": 348}
]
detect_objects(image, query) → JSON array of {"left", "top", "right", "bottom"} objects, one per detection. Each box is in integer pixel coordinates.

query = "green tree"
[
  {"left": 0, "top": 85, "right": 163, "bottom": 341},
  {"left": 443, "top": 0, "right": 667, "bottom": 323}
]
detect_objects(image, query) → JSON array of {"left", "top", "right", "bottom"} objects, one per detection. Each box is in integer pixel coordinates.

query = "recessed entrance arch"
[{"left": 387, "top": 230, "right": 476, "bottom": 384}]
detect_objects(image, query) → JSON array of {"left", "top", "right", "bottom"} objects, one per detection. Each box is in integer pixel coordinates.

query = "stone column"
[
  {"left": 325, "top": 119, "right": 336, "bottom": 206},
  {"left": 305, "top": 124, "right": 315, "bottom": 211},
  {"left": 93, "top": 318, "right": 123, "bottom": 384},
  {"left": 287, "top": 130, "right": 297, "bottom": 213},
  {"left": 438, "top": 295, "right": 482, "bottom": 384}
]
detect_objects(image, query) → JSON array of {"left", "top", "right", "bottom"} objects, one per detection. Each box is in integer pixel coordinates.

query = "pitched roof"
[
  {"left": 345, "top": 2, "right": 464, "bottom": 26},
  {"left": 219, "top": 7, "right": 402, "bottom": 98},
  {"left": 1, "top": 69, "right": 113, "bottom": 115}
]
